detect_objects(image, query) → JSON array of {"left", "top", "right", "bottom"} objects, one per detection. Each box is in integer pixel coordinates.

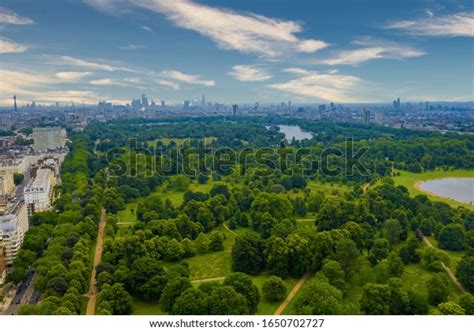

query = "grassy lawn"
[
  {"left": 132, "top": 298, "right": 166, "bottom": 315},
  {"left": 393, "top": 169, "right": 474, "bottom": 209},
  {"left": 425, "top": 236, "right": 465, "bottom": 271},
  {"left": 118, "top": 200, "right": 139, "bottom": 223},
  {"left": 148, "top": 137, "right": 216, "bottom": 148},
  {"left": 250, "top": 274, "right": 298, "bottom": 315}
]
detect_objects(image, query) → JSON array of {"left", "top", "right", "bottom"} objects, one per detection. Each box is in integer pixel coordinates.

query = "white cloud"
[
  {"left": 60, "top": 56, "right": 135, "bottom": 72},
  {"left": 141, "top": 25, "right": 153, "bottom": 32},
  {"left": 155, "top": 79, "right": 180, "bottom": 90},
  {"left": 56, "top": 71, "right": 91, "bottom": 81},
  {"left": 0, "top": 7, "right": 34, "bottom": 25},
  {"left": 88, "top": 0, "right": 328, "bottom": 57},
  {"left": 385, "top": 11, "right": 474, "bottom": 37},
  {"left": 160, "top": 69, "right": 215, "bottom": 86},
  {"left": 118, "top": 44, "right": 146, "bottom": 50},
  {"left": 89, "top": 77, "right": 142, "bottom": 87},
  {"left": 269, "top": 67, "right": 364, "bottom": 102},
  {"left": 0, "top": 37, "right": 28, "bottom": 53},
  {"left": 229, "top": 65, "right": 272, "bottom": 82},
  {"left": 321, "top": 40, "right": 425, "bottom": 65}
]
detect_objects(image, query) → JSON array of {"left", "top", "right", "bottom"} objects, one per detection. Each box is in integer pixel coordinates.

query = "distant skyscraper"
[
  {"left": 184, "top": 100, "right": 190, "bottom": 109},
  {"left": 232, "top": 104, "right": 238, "bottom": 116},
  {"left": 13, "top": 95, "right": 17, "bottom": 112},
  {"left": 141, "top": 94, "right": 149, "bottom": 108},
  {"left": 161, "top": 100, "right": 165, "bottom": 107},
  {"left": 254, "top": 102, "right": 259, "bottom": 111},
  {"left": 201, "top": 94, "right": 206, "bottom": 107},
  {"left": 363, "top": 109, "right": 371, "bottom": 125},
  {"left": 288, "top": 100, "right": 292, "bottom": 110}
]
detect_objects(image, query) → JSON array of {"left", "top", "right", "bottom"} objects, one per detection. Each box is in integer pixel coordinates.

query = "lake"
[
  {"left": 419, "top": 177, "right": 474, "bottom": 204},
  {"left": 269, "top": 125, "right": 313, "bottom": 142}
]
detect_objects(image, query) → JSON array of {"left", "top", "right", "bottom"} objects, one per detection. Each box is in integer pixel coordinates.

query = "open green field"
[
  {"left": 393, "top": 169, "right": 474, "bottom": 209},
  {"left": 132, "top": 298, "right": 166, "bottom": 315}
]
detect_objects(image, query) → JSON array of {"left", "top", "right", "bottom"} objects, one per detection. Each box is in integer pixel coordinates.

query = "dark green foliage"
[
  {"left": 231, "top": 232, "right": 265, "bottom": 275},
  {"left": 427, "top": 273, "right": 450, "bottom": 305},
  {"left": 360, "top": 283, "right": 391, "bottom": 315},
  {"left": 292, "top": 277, "right": 342, "bottom": 315},
  {"left": 207, "top": 286, "right": 249, "bottom": 315},
  {"left": 456, "top": 254, "right": 474, "bottom": 292},
  {"left": 172, "top": 288, "right": 209, "bottom": 315},
  {"left": 438, "top": 224, "right": 467, "bottom": 251},
  {"left": 262, "top": 276, "right": 287, "bottom": 302},
  {"left": 334, "top": 239, "right": 359, "bottom": 279},
  {"left": 459, "top": 293, "right": 474, "bottom": 315},
  {"left": 98, "top": 283, "right": 133, "bottom": 315},
  {"left": 159, "top": 277, "right": 192, "bottom": 312},
  {"left": 223, "top": 273, "right": 260, "bottom": 313},
  {"left": 369, "top": 238, "right": 390, "bottom": 265}
]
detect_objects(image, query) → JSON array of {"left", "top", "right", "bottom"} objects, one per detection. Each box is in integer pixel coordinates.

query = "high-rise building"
[
  {"left": 0, "top": 172, "right": 15, "bottom": 199},
  {"left": 32, "top": 127, "right": 67, "bottom": 150},
  {"left": 141, "top": 94, "right": 149, "bottom": 108},
  {"left": 0, "top": 114, "right": 11, "bottom": 131},
  {"left": 201, "top": 94, "right": 206, "bottom": 107},
  {"left": 363, "top": 109, "right": 371, "bottom": 125},
  {"left": 13, "top": 95, "right": 17, "bottom": 112},
  {"left": 232, "top": 104, "right": 238, "bottom": 116},
  {"left": 254, "top": 102, "right": 259, "bottom": 111},
  {"left": 375, "top": 112, "right": 384, "bottom": 124},
  {"left": 183, "top": 100, "right": 190, "bottom": 109}
]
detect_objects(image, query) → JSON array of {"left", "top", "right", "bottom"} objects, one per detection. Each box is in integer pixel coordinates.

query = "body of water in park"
[
  {"left": 419, "top": 177, "right": 474, "bottom": 204},
  {"left": 268, "top": 125, "right": 313, "bottom": 142}
]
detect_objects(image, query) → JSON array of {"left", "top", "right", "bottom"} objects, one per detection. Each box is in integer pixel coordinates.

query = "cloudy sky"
[{"left": 0, "top": 0, "right": 473, "bottom": 106}]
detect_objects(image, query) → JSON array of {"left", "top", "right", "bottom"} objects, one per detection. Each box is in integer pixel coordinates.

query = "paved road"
[
  {"left": 2, "top": 269, "right": 35, "bottom": 315},
  {"left": 85, "top": 208, "right": 107, "bottom": 315},
  {"left": 417, "top": 229, "right": 466, "bottom": 293}
]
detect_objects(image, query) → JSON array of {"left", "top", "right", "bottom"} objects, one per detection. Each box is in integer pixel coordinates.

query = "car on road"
[{"left": 14, "top": 299, "right": 21, "bottom": 305}]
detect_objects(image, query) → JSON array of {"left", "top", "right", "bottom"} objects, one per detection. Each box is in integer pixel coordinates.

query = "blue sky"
[{"left": 0, "top": 0, "right": 472, "bottom": 106}]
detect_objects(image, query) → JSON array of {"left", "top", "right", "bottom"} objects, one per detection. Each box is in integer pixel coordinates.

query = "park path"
[
  {"left": 417, "top": 229, "right": 466, "bottom": 293},
  {"left": 223, "top": 221, "right": 237, "bottom": 236},
  {"left": 85, "top": 208, "right": 107, "bottom": 315},
  {"left": 191, "top": 276, "right": 226, "bottom": 284},
  {"left": 274, "top": 265, "right": 315, "bottom": 315}
]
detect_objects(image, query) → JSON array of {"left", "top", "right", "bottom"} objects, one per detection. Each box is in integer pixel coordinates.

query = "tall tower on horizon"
[
  {"left": 201, "top": 93, "right": 205, "bottom": 107},
  {"left": 13, "top": 95, "right": 17, "bottom": 112}
]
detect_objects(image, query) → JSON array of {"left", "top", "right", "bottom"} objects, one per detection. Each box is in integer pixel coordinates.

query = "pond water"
[
  {"left": 268, "top": 125, "right": 313, "bottom": 142},
  {"left": 419, "top": 177, "right": 474, "bottom": 204}
]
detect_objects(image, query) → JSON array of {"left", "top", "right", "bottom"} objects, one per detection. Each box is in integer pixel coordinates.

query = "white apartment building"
[
  {"left": 32, "top": 127, "right": 67, "bottom": 151},
  {"left": 24, "top": 168, "right": 54, "bottom": 213},
  {"left": 0, "top": 202, "right": 28, "bottom": 266}
]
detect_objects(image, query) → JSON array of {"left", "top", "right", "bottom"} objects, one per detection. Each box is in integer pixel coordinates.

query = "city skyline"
[{"left": 0, "top": 0, "right": 473, "bottom": 106}]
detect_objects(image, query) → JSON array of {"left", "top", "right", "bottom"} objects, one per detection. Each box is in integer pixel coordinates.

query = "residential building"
[
  {"left": 0, "top": 244, "right": 6, "bottom": 285},
  {"left": 24, "top": 168, "right": 54, "bottom": 214},
  {"left": 32, "top": 127, "right": 67, "bottom": 150},
  {"left": 0, "top": 172, "right": 15, "bottom": 198},
  {"left": 0, "top": 202, "right": 28, "bottom": 266}
]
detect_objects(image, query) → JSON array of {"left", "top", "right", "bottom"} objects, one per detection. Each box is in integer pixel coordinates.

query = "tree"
[
  {"left": 223, "top": 273, "right": 260, "bottom": 313},
  {"left": 399, "top": 238, "right": 420, "bottom": 264},
  {"left": 164, "top": 239, "right": 185, "bottom": 261},
  {"left": 387, "top": 278, "right": 409, "bottom": 314},
  {"left": 13, "top": 173, "right": 24, "bottom": 185},
  {"left": 438, "top": 224, "right": 467, "bottom": 251},
  {"left": 207, "top": 286, "right": 249, "bottom": 315},
  {"left": 456, "top": 254, "right": 474, "bottom": 292},
  {"left": 264, "top": 236, "right": 290, "bottom": 278},
  {"left": 369, "top": 238, "right": 390, "bottom": 265},
  {"left": 437, "top": 302, "right": 465, "bottom": 315},
  {"left": 193, "top": 233, "right": 210, "bottom": 254},
  {"left": 46, "top": 276, "right": 69, "bottom": 296},
  {"left": 386, "top": 251, "right": 404, "bottom": 277},
  {"left": 208, "top": 232, "right": 225, "bottom": 251},
  {"left": 231, "top": 233, "right": 265, "bottom": 275},
  {"left": 427, "top": 273, "right": 450, "bottom": 305},
  {"left": 172, "top": 288, "right": 209, "bottom": 315},
  {"left": 334, "top": 239, "right": 359, "bottom": 278},
  {"left": 287, "top": 233, "right": 312, "bottom": 278},
  {"left": 98, "top": 283, "right": 133, "bottom": 315},
  {"left": 407, "top": 289, "right": 429, "bottom": 315},
  {"left": 459, "top": 293, "right": 474, "bottom": 315},
  {"left": 292, "top": 277, "right": 342, "bottom": 315},
  {"left": 262, "top": 276, "right": 287, "bottom": 302},
  {"left": 418, "top": 247, "right": 449, "bottom": 271},
  {"left": 159, "top": 277, "right": 192, "bottom": 312},
  {"left": 169, "top": 175, "right": 190, "bottom": 192},
  {"left": 384, "top": 219, "right": 402, "bottom": 246},
  {"left": 360, "top": 283, "right": 391, "bottom": 315},
  {"left": 321, "top": 260, "right": 345, "bottom": 290},
  {"left": 140, "top": 275, "right": 168, "bottom": 301}
]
